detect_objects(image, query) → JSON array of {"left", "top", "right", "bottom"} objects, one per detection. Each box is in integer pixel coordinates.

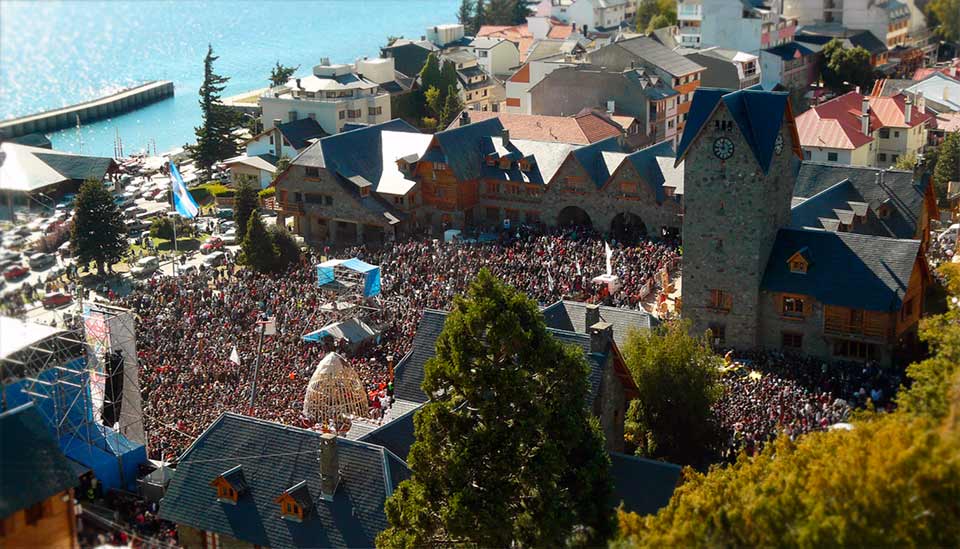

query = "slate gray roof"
[
  {"left": 159, "top": 413, "right": 410, "bottom": 548},
  {"left": 0, "top": 403, "right": 77, "bottom": 519},
  {"left": 34, "top": 152, "right": 116, "bottom": 181},
  {"left": 3, "top": 132, "right": 52, "bottom": 148},
  {"left": 795, "top": 24, "right": 887, "bottom": 56},
  {"left": 294, "top": 119, "right": 419, "bottom": 171},
  {"left": 793, "top": 162, "right": 925, "bottom": 240},
  {"left": 763, "top": 42, "right": 816, "bottom": 61},
  {"left": 676, "top": 87, "right": 793, "bottom": 174},
  {"left": 541, "top": 300, "right": 655, "bottom": 350},
  {"left": 393, "top": 309, "right": 608, "bottom": 407},
  {"left": 601, "top": 36, "right": 704, "bottom": 77},
  {"left": 358, "top": 402, "right": 422, "bottom": 462},
  {"left": 609, "top": 452, "right": 681, "bottom": 515},
  {"left": 624, "top": 140, "right": 680, "bottom": 204},
  {"left": 760, "top": 228, "right": 920, "bottom": 311},
  {"left": 571, "top": 137, "right": 627, "bottom": 188},
  {"left": 277, "top": 118, "right": 328, "bottom": 151}
]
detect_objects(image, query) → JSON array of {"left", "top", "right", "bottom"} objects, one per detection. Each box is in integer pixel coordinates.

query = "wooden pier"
[{"left": 0, "top": 80, "right": 174, "bottom": 139}]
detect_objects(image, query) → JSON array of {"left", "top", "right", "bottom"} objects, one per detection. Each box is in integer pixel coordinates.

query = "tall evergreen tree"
[
  {"left": 439, "top": 57, "right": 460, "bottom": 93},
  {"left": 71, "top": 180, "right": 128, "bottom": 276},
  {"left": 233, "top": 179, "right": 259, "bottom": 241},
  {"left": 241, "top": 213, "right": 278, "bottom": 273},
  {"left": 419, "top": 53, "right": 443, "bottom": 94},
  {"left": 457, "top": 0, "right": 476, "bottom": 32},
  {"left": 441, "top": 84, "right": 465, "bottom": 127},
  {"left": 189, "top": 44, "right": 239, "bottom": 178},
  {"left": 473, "top": 0, "right": 486, "bottom": 35},
  {"left": 484, "top": 0, "right": 515, "bottom": 24},
  {"left": 377, "top": 270, "right": 614, "bottom": 548},
  {"left": 933, "top": 131, "right": 960, "bottom": 205},
  {"left": 511, "top": 0, "right": 533, "bottom": 24},
  {"left": 268, "top": 61, "right": 298, "bottom": 88}
]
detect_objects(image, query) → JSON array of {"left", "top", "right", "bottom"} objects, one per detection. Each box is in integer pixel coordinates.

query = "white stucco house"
[
  {"left": 469, "top": 37, "right": 521, "bottom": 78},
  {"left": 546, "top": 0, "right": 628, "bottom": 32}
]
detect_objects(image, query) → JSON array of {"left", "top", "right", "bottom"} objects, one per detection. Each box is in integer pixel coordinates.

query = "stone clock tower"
[{"left": 677, "top": 88, "right": 802, "bottom": 349}]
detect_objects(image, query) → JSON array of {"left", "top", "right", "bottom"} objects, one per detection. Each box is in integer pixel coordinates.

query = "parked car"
[
  {"left": 216, "top": 208, "right": 234, "bottom": 220},
  {"left": 130, "top": 256, "right": 160, "bottom": 278},
  {"left": 42, "top": 291, "right": 73, "bottom": 309},
  {"left": 221, "top": 228, "right": 238, "bottom": 245},
  {"left": 0, "top": 249, "right": 20, "bottom": 262},
  {"left": 200, "top": 237, "right": 224, "bottom": 254},
  {"left": 3, "top": 264, "right": 30, "bottom": 280},
  {"left": 2, "top": 235, "right": 26, "bottom": 249},
  {"left": 28, "top": 253, "right": 55, "bottom": 270},
  {"left": 203, "top": 251, "right": 226, "bottom": 267}
]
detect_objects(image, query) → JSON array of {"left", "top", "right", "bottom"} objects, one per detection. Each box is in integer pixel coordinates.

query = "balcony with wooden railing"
[
  {"left": 277, "top": 201, "right": 304, "bottom": 215},
  {"left": 823, "top": 306, "right": 889, "bottom": 340}
]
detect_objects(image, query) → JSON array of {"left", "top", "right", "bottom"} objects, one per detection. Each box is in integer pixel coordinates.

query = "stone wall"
[
  {"left": 596, "top": 354, "right": 627, "bottom": 452},
  {"left": 681, "top": 101, "right": 798, "bottom": 349}
]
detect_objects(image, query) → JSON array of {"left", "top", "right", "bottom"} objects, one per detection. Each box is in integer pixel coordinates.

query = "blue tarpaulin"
[{"left": 316, "top": 258, "right": 381, "bottom": 298}]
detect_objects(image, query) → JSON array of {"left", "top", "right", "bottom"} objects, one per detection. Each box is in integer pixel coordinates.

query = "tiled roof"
[
  {"left": 0, "top": 403, "right": 77, "bottom": 519},
  {"left": 760, "top": 228, "right": 920, "bottom": 311},
  {"left": 934, "top": 112, "right": 960, "bottom": 133},
  {"left": 795, "top": 92, "right": 933, "bottom": 150},
  {"left": 763, "top": 42, "right": 816, "bottom": 61},
  {"left": 393, "top": 309, "right": 608, "bottom": 406},
  {"left": 609, "top": 452, "right": 681, "bottom": 516},
  {"left": 676, "top": 87, "right": 797, "bottom": 174},
  {"left": 596, "top": 36, "right": 704, "bottom": 77},
  {"left": 903, "top": 72, "right": 960, "bottom": 112},
  {"left": 794, "top": 25, "right": 887, "bottom": 56},
  {"left": 541, "top": 300, "right": 655, "bottom": 350},
  {"left": 357, "top": 402, "right": 422, "bottom": 462},
  {"left": 793, "top": 162, "right": 925, "bottom": 240},
  {"left": 449, "top": 111, "right": 620, "bottom": 144},
  {"left": 158, "top": 413, "right": 409, "bottom": 548}
]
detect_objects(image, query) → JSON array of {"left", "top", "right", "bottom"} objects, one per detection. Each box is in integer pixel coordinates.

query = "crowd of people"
[
  {"left": 712, "top": 348, "right": 902, "bottom": 459},
  {"left": 122, "top": 227, "right": 679, "bottom": 459}
]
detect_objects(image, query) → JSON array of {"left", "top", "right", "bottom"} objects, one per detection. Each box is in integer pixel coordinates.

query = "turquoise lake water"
[{"left": 0, "top": 0, "right": 456, "bottom": 156}]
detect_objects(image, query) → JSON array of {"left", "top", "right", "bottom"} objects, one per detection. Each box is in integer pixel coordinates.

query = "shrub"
[{"left": 258, "top": 187, "right": 276, "bottom": 199}]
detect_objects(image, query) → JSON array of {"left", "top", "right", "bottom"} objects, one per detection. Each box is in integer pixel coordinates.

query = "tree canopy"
[
  {"left": 621, "top": 320, "right": 723, "bottom": 465},
  {"left": 377, "top": 270, "right": 614, "bottom": 548},
  {"left": 820, "top": 39, "right": 875, "bottom": 94},
  {"left": 636, "top": 0, "right": 677, "bottom": 33},
  {"left": 241, "top": 211, "right": 278, "bottom": 273},
  {"left": 927, "top": 0, "right": 959, "bottom": 41},
  {"left": 932, "top": 131, "right": 959, "bottom": 205},
  {"left": 71, "top": 179, "right": 128, "bottom": 275},
  {"left": 189, "top": 45, "right": 239, "bottom": 177},
  {"left": 268, "top": 61, "right": 298, "bottom": 88},
  {"left": 233, "top": 179, "right": 259, "bottom": 242}
]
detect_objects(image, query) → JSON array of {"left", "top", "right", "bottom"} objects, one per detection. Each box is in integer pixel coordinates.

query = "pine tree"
[
  {"left": 268, "top": 61, "right": 298, "bottom": 88},
  {"left": 473, "top": 0, "right": 486, "bottom": 35},
  {"left": 511, "top": 0, "right": 533, "bottom": 24},
  {"left": 419, "top": 53, "right": 443, "bottom": 93},
  {"left": 457, "top": 0, "right": 476, "bottom": 31},
  {"left": 441, "top": 84, "right": 465, "bottom": 127},
  {"left": 71, "top": 180, "right": 128, "bottom": 276},
  {"left": 377, "top": 270, "right": 615, "bottom": 548},
  {"left": 439, "top": 57, "right": 460, "bottom": 94},
  {"left": 189, "top": 44, "right": 239, "bottom": 178},
  {"left": 932, "top": 131, "right": 960, "bottom": 205},
  {"left": 241, "top": 213, "right": 278, "bottom": 273},
  {"left": 484, "top": 0, "right": 515, "bottom": 24},
  {"left": 233, "top": 179, "right": 259, "bottom": 242},
  {"left": 424, "top": 86, "right": 443, "bottom": 119},
  {"left": 268, "top": 224, "right": 302, "bottom": 272}
]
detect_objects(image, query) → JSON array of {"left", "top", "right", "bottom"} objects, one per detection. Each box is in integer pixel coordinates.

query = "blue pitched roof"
[
  {"left": 358, "top": 403, "right": 421, "bottom": 462},
  {"left": 675, "top": 87, "right": 792, "bottom": 174},
  {"left": 761, "top": 228, "right": 920, "bottom": 311},
  {"left": 277, "top": 118, "right": 327, "bottom": 151},
  {"left": 0, "top": 403, "right": 77, "bottom": 518},
  {"left": 159, "top": 413, "right": 408, "bottom": 548},
  {"left": 764, "top": 42, "right": 815, "bottom": 61},
  {"left": 433, "top": 118, "right": 505, "bottom": 181},
  {"left": 570, "top": 137, "right": 626, "bottom": 188},
  {"left": 625, "top": 140, "right": 676, "bottom": 204},
  {"left": 609, "top": 452, "right": 682, "bottom": 516}
]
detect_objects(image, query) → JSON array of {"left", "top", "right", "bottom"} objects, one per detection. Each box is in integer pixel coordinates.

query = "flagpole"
[{"left": 169, "top": 162, "right": 178, "bottom": 276}]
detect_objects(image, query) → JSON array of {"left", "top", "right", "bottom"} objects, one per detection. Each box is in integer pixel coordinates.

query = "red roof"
[
  {"left": 912, "top": 59, "right": 960, "bottom": 81},
  {"left": 478, "top": 18, "right": 573, "bottom": 62},
  {"left": 447, "top": 111, "right": 621, "bottom": 144},
  {"left": 795, "top": 91, "right": 933, "bottom": 150}
]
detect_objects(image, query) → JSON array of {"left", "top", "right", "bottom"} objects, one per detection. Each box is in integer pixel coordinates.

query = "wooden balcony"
[
  {"left": 277, "top": 201, "right": 304, "bottom": 215},
  {"left": 823, "top": 308, "right": 889, "bottom": 340}
]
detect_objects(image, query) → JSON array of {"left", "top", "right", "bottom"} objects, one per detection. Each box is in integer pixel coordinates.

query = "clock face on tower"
[
  {"left": 774, "top": 134, "right": 784, "bottom": 155},
  {"left": 713, "top": 137, "right": 735, "bottom": 160}
]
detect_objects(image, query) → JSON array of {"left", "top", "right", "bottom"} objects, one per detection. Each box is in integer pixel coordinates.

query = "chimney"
[
  {"left": 318, "top": 433, "right": 340, "bottom": 501},
  {"left": 460, "top": 110, "right": 470, "bottom": 127},
  {"left": 945, "top": 86, "right": 950, "bottom": 101},
  {"left": 607, "top": 100, "right": 615, "bottom": 114},
  {"left": 905, "top": 96, "right": 912, "bottom": 125},
  {"left": 295, "top": 78, "right": 302, "bottom": 90},
  {"left": 589, "top": 321, "right": 613, "bottom": 354},
  {"left": 272, "top": 118, "right": 282, "bottom": 130},
  {"left": 421, "top": 35, "right": 426, "bottom": 41},
  {"left": 860, "top": 98, "right": 870, "bottom": 136},
  {"left": 585, "top": 303, "right": 600, "bottom": 332},
  {"left": 501, "top": 128, "right": 510, "bottom": 147},
  {"left": 917, "top": 91, "right": 926, "bottom": 113}
]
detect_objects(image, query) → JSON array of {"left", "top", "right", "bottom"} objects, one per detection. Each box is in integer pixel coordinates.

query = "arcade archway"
[
  {"left": 557, "top": 206, "right": 593, "bottom": 228},
  {"left": 610, "top": 212, "right": 647, "bottom": 243}
]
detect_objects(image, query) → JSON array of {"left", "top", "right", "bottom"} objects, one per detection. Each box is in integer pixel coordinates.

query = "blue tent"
[{"left": 316, "top": 258, "right": 381, "bottom": 298}]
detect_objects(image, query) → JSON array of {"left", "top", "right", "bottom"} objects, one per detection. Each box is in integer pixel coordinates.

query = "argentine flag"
[{"left": 169, "top": 162, "right": 199, "bottom": 219}]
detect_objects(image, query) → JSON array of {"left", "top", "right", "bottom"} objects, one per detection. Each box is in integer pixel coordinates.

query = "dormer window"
[
  {"left": 486, "top": 154, "right": 498, "bottom": 167},
  {"left": 787, "top": 249, "right": 809, "bottom": 274},
  {"left": 499, "top": 157, "right": 512, "bottom": 170},
  {"left": 210, "top": 465, "right": 247, "bottom": 505},
  {"left": 360, "top": 186, "right": 370, "bottom": 197},
  {"left": 275, "top": 480, "right": 312, "bottom": 522},
  {"left": 790, "top": 260, "right": 807, "bottom": 273}
]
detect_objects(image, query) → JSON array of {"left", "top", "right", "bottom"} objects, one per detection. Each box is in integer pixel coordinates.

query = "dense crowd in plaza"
[{"left": 121, "top": 227, "right": 679, "bottom": 459}]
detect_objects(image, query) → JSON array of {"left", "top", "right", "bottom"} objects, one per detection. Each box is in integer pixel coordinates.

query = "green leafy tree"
[
  {"left": 932, "top": 131, "right": 960, "bottom": 204},
  {"left": 636, "top": 0, "right": 676, "bottom": 33},
  {"left": 149, "top": 215, "right": 192, "bottom": 241},
  {"left": 377, "top": 270, "right": 614, "bottom": 548},
  {"left": 646, "top": 13, "right": 672, "bottom": 32},
  {"left": 268, "top": 61, "right": 298, "bottom": 88},
  {"left": 241, "top": 212, "right": 278, "bottom": 273},
  {"left": 511, "top": 0, "right": 532, "bottom": 24},
  {"left": 71, "top": 180, "right": 128, "bottom": 276},
  {"left": 474, "top": 0, "right": 486, "bottom": 36},
  {"left": 268, "top": 224, "right": 302, "bottom": 272},
  {"left": 419, "top": 53, "right": 443, "bottom": 93},
  {"left": 386, "top": 35, "right": 402, "bottom": 47},
  {"left": 927, "top": 0, "right": 960, "bottom": 41},
  {"left": 439, "top": 58, "right": 460, "bottom": 92},
  {"left": 893, "top": 152, "right": 917, "bottom": 171},
  {"left": 820, "top": 39, "right": 875, "bottom": 94},
  {"left": 421, "top": 116, "right": 439, "bottom": 130},
  {"left": 271, "top": 155, "right": 292, "bottom": 184},
  {"left": 457, "top": 0, "right": 475, "bottom": 31},
  {"left": 424, "top": 86, "right": 443, "bottom": 119},
  {"left": 441, "top": 85, "right": 465, "bottom": 127},
  {"left": 484, "top": 0, "right": 515, "bottom": 24},
  {"left": 233, "top": 179, "right": 259, "bottom": 243},
  {"left": 189, "top": 45, "right": 239, "bottom": 178},
  {"left": 621, "top": 320, "right": 723, "bottom": 465}
]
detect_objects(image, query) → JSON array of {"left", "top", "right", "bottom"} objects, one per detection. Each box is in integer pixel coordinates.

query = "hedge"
[{"left": 258, "top": 187, "right": 276, "bottom": 199}]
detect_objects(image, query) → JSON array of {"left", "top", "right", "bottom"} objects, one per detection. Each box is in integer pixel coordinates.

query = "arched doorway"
[
  {"left": 557, "top": 206, "right": 592, "bottom": 228},
  {"left": 610, "top": 212, "right": 647, "bottom": 243}
]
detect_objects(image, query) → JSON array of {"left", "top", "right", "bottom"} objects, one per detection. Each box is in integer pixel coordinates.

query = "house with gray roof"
[{"left": 159, "top": 413, "right": 410, "bottom": 549}]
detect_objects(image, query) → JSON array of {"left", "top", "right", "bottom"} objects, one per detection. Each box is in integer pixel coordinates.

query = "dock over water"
[{"left": 0, "top": 80, "right": 174, "bottom": 139}]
